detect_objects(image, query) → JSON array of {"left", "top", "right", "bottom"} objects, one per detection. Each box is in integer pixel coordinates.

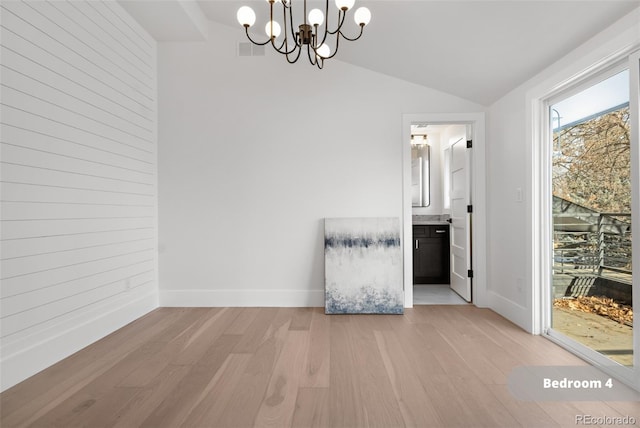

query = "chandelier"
[{"left": 236, "top": 0, "right": 371, "bottom": 69}]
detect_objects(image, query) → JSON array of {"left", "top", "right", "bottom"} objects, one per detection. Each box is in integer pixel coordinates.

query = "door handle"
[
  {"left": 435, "top": 230, "right": 446, "bottom": 233},
  {"left": 415, "top": 240, "right": 419, "bottom": 250}
]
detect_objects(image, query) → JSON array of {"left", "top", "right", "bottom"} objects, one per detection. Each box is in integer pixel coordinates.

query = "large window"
[
  {"left": 542, "top": 52, "right": 639, "bottom": 389},
  {"left": 550, "top": 68, "right": 633, "bottom": 367}
]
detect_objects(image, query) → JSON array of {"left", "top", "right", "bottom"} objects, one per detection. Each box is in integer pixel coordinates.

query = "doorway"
[
  {"left": 549, "top": 67, "right": 633, "bottom": 367},
  {"left": 401, "top": 113, "right": 487, "bottom": 308},
  {"left": 535, "top": 50, "right": 639, "bottom": 389}
]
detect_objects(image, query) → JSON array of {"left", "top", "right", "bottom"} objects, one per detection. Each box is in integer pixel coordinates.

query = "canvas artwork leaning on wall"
[{"left": 324, "top": 217, "right": 404, "bottom": 314}]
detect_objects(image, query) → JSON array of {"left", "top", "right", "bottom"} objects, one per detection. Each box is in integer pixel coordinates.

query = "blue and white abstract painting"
[{"left": 324, "top": 217, "right": 403, "bottom": 314}]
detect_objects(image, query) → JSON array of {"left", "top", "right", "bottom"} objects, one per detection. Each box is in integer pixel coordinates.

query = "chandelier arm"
[
  {"left": 308, "top": 28, "right": 324, "bottom": 65},
  {"left": 312, "top": 0, "right": 330, "bottom": 48},
  {"left": 316, "top": 25, "right": 328, "bottom": 47},
  {"left": 272, "top": 5, "right": 299, "bottom": 55},
  {"left": 282, "top": 2, "right": 290, "bottom": 51},
  {"left": 270, "top": 33, "right": 300, "bottom": 55},
  {"left": 322, "top": 30, "right": 341, "bottom": 60},
  {"left": 274, "top": 37, "right": 301, "bottom": 55},
  {"left": 244, "top": 27, "right": 272, "bottom": 46},
  {"left": 313, "top": 25, "right": 319, "bottom": 52},
  {"left": 285, "top": 0, "right": 301, "bottom": 46},
  {"left": 339, "top": 24, "right": 364, "bottom": 42},
  {"left": 307, "top": 44, "right": 318, "bottom": 66},
  {"left": 324, "top": 0, "right": 330, "bottom": 30},
  {"left": 265, "top": 0, "right": 298, "bottom": 55},
  {"left": 326, "top": 9, "right": 346, "bottom": 35},
  {"left": 285, "top": 44, "right": 304, "bottom": 63}
]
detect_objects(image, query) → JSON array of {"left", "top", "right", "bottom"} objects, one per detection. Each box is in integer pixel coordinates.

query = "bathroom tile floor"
[{"left": 413, "top": 284, "right": 469, "bottom": 305}]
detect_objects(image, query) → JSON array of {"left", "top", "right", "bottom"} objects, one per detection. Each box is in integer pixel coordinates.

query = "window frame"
[{"left": 533, "top": 51, "right": 640, "bottom": 391}]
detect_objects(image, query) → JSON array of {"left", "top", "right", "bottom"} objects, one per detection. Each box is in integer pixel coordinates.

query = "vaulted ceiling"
[{"left": 120, "top": 0, "right": 640, "bottom": 106}]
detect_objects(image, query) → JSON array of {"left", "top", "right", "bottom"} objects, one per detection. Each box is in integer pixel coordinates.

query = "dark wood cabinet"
[{"left": 413, "top": 225, "right": 450, "bottom": 284}]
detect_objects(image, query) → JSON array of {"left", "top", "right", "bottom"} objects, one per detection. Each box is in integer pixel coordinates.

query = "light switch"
[{"left": 516, "top": 187, "right": 523, "bottom": 202}]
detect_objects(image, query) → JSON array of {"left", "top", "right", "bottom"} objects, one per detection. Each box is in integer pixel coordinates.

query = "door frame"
[
  {"left": 449, "top": 133, "right": 473, "bottom": 302},
  {"left": 530, "top": 47, "right": 640, "bottom": 389},
  {"left": 401, "top": 112, "right": 487, "bottom": 308}
]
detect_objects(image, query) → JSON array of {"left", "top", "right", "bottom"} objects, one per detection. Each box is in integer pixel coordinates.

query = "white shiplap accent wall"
[{"left": 0, "top": 0, "right": 158, "bottom": 391}]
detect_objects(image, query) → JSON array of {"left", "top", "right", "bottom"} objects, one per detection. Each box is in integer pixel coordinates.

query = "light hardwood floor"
[{"left": 1, "top": 306, "right": 638, "bottom": 428}]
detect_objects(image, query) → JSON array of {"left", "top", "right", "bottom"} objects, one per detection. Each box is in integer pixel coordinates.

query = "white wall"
[
  {"left": 0, "top": 1, "right": 158, "bottom": 391},
  {"left": 487, "top": 7, "right": 640, "bottom": 332},
  {"left": 486, "top": 88, "right": 529, "bottom": 329},
  {"left": 158, "top": 21, "right": 484, "bottom": 306}
]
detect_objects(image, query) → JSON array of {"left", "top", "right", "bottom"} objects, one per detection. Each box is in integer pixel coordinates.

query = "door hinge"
[
  {"left": 467, "top": 205, "right": 473, "bottom": 213},
  {"left": 466, "top": 140, "right": 473, "bottom": 148},
  {"left": 468, "top": 269, "right": 474, "bottom": 278}
]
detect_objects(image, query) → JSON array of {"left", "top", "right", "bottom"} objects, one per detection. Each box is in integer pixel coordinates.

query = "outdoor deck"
[{"left": 553, "top": 198, "right": 633, "bottom": 366}]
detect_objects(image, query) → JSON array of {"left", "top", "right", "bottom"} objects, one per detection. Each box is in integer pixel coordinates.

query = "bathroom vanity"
[{"left": 412, "top": 223, "right": 450, "bottom": 284}]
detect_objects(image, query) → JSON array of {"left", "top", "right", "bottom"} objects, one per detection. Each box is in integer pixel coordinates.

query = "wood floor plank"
[
  {"left": 388, "top": 312, "right": 498, "bottom": 427},
  {"left": 374, "top": 330, "right": 445, "bottom": 427},
  {"left": 289, "top": 307, "right": 313, "bottom": 331},
  {"left": 232, "top": 308, "right": 280, "bottom": 353},
  {"left": 465, "top": 307, "right": 585, "bottom": 366},
  {"left": 300, "top": 307, "right": 330, "bottom": 388},
  {"left": 254, "top": 330, "right": 309, "bottom": 427},
  {"left": 195, "top": 333, "right": 243, "bottom": 368},
  {"left": 197, "top": 309, "right": 293, "bottom": 428},
  {"left": 25, "top": 340, "right": 166, "bottom": 427},
  {"left": 422, "top": 373, "right": 496, "bottom": 428},
  {"left": 224, "top": 307, "right": 261, "bottom": 335},
  {"left": 333, "top": 315, "right": 405, "bottom": 428},
  {"left": 145, "top": 308, "right": 215, "bottom": 344},
  {"left": 488, "top": 384, "right": 561, "bottom": 427},
  {"left": 109, "top": 365, "right": 191, "bottom": 428},
  {"left": 329, "top": 319, "right": 367, "bottom": 428},
  {"left": 291, "top": 387, "right": 330, "bottom": 428},
  {"left": 1, "top": 309, "right": 187, "bottom": 427},
  {"left": 169, "top": 307, "right": 239, "bottom": 366},
  {"left": 536, "top": 401, "right": 597, "bottom": 427},
  {"left": 413, "top": 321, "right": 476, "bottom": 379},
  {"left": 447, "top": 374, "right": 522, "bottom": 427},
  {"left": 178, "top": 353, "right": 253, "bottom": 427},
  {"left": 570, "top": 401, "right": 629, "bottom": 420},
  {"left": 2, "top": 306, "right": 638, "bottom": 428},
  {"left": 387, "top": 319, "right": 448, "bottom": 380},
  {"left": 117, "top": 308, "right": 222, "bottom": 387},
  {"left": 607, "top": 401, "right": 640, "bottom": 419},
  {"left": 137, "top": 334, "right": 241, "bottom": 428},
  {"left": 28, "top": 386, "right": 140, "bottom": 428},
  {"left": 426, "top": 309, "right": 510, "bottom": 385}
]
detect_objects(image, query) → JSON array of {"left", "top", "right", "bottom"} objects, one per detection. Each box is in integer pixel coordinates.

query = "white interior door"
[{"left": 450, "top": 134, "right": 472, "bottom": 302}]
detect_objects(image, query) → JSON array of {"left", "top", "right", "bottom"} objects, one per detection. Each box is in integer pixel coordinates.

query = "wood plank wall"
[{"left": 0, "top": 0, "right": 157, "bottom": 391}]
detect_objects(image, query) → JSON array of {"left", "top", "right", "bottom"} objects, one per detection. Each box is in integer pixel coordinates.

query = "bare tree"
[{"left": 553, "top": 107, "right": 630, "bottom": 213}]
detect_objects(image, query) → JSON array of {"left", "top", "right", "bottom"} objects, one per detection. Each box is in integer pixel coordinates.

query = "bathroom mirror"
[{"left": 411, "top": 136, "right": 430, "bottom": 207}]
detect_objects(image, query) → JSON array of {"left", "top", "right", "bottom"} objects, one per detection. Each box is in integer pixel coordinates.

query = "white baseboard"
[
  {"left": 0, "top": 291, "right": 158, "bottom": 392},
  {"left": 159, "top": 289, "right": 325, "bottom": 307},
  {"left": 487, "top": 290, "right": 532, "bottom": 333}
]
